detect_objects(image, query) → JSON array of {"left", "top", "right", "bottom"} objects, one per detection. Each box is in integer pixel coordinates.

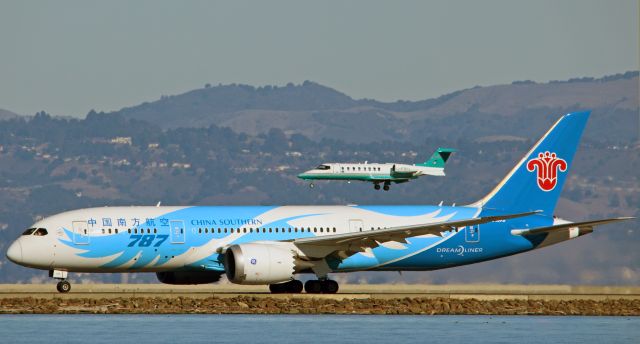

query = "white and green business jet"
[{"left": 298, "top": 148, "right": 456, "bottom": 191}]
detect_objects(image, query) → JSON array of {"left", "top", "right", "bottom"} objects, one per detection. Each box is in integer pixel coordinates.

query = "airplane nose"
[{"left": 6, "top": 240, "right": 22, "bottom": 263}]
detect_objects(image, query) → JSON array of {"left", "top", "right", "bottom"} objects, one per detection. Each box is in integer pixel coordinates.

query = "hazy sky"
[{"left": 0, "top": 0, "right": 637, "bottom": 117}]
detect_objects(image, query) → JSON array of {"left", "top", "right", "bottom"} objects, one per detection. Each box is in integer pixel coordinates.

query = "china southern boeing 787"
[{"left": 5, "top": 111, "right": 632, "bottom": 293}]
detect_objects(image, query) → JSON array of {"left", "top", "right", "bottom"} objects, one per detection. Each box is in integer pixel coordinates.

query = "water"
[{"left": 0, "top": 314, "right": 637, "bottom": 343}]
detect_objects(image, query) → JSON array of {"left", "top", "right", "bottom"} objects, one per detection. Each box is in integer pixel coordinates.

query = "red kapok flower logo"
[{"left": 526, "top": 151, "right": 567, "bottom": 192}]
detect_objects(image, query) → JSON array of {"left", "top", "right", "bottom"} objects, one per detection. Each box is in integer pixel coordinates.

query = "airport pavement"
[{"left": 1, "top": 284, "right": 639, "bottom": 301}]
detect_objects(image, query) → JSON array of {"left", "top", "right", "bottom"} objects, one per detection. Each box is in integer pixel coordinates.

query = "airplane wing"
[
  {"left": 293, "top": 211, "right": 540, "bottom": 259},
  {"left": 510, "top": 217, "right": 634, "bottom": 236}
]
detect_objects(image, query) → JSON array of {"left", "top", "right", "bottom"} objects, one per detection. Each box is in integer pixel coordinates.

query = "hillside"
[
  {"left": 114, "top": 72, "right": 639, "bottom": 144},
  {"left": 0, "top": 108, "right": 20, "bottom": 120}
]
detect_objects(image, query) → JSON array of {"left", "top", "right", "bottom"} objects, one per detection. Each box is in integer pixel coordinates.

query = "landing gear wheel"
[
  {"left": 374, "top": 184, "right": 381, "bottom": 190},
  {"left": 56, "top": 280, "right": 71, "bottom": 293},
  {"left": 287, "top": 280, "right": 303, "bottom": 293},
  {"left": 269, "top": 280, "right": 303, "bottom": 294},
  {"left": 304, "top": 280, "right": 323, "bottom": 294},
  {"left": 321, "top": 280, "right": 339, "bottom": 294},
  {"left": 309, "top": 183, "right": 315, "bottom": 189},
  {"left": 383, "top": 184, "right": 390, "bottom": 191}
]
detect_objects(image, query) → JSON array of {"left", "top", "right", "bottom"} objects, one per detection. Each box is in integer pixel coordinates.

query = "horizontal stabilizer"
[{"left": 511, "top": 217, "right": 634, "bottom": 236}]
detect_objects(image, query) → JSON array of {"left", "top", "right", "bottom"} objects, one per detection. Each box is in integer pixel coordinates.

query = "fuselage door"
[
  {"left": 170, "top": 220, "right": 186, "bottom": 244},
  {"left": 465, "top": 224, "right": 480, "bottom": 243},
  {"left": 72, "top": 221, "right": 90, "bottom": 245},
  {"left": 349, "top": 219, "right": 364, "bottom": 233}
]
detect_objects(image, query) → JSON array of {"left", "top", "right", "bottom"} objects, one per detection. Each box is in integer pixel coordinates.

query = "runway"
[{"left": 1, "top": 283, "right": 638, "bottom": 301}]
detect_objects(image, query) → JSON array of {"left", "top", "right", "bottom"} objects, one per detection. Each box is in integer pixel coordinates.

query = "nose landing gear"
[
  {"left": 50, "top": 269, "right": 71, "bottom": 293},
  {"left": 56, "top": 280, "right": 71, "bottom": 293}
]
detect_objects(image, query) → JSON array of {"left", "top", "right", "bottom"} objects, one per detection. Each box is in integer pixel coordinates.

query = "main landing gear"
[
  {"left": 374, "top": 182, "right": 390, "bottom": 191},
  {"left": 304, "top": 279, "right": 339, "bottom": 294},
  {"left": 268, "top": 279, "right": 339, "bottom": 294},
  {"left": 269, "top": 279, "right": 304, "bottom": 293},
  {"left": 50, "top": 269, "right": 71, "bottom": 293}
]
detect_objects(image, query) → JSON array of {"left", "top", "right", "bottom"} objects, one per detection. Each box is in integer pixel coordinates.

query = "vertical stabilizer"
[
  {"left": 418, "top": 148, "right": 456, "bottom": 168},
  {"left": 472, "top": 111, "right": 590, "bottom": 216}
]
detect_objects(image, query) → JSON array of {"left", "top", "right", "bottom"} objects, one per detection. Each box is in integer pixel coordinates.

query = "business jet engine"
[
  {"left": 156, "top": 271, "right": 223, "bottom": 285},
  {"left": 224, "top": 243, "right": 297, "bottom": 284}
]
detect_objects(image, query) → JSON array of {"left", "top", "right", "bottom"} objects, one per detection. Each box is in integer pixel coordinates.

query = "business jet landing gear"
[
  {"left": 309, "top": 183, "right": 315, "bottom": 189},
  {"left": 269, "top": 279, "right": 303, "bottom": 294},
  {"left": 304, "top": 279, "right": 339, "bottom": 294},
  {"left": 49, "top": 270, "right": 71, "bottom": 293},
  {"left": 374, "top": 183, "right": 381, "bottom": 190},
  {"left": 383, "top": 181, "right": 390, "bottom": 191}
]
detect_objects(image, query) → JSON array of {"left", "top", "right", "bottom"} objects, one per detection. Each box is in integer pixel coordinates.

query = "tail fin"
[
  {"left": 472, "top": 111, "right": 590, "bottom": 216},
  {"left": 418, "top": 148, "right": 456, "bottom": 168}
]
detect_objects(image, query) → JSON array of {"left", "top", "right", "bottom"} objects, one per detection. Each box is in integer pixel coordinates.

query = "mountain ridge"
[{"left": 109, "top": 71, "right": 639, "bottom": 143}]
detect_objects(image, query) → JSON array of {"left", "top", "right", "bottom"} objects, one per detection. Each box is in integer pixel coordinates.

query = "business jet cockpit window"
[{"left": 316, "top": 165, "right": 330, "bottom": 170}]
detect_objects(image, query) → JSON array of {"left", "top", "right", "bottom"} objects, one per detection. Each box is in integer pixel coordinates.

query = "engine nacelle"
[
  {"left": 156, "top": 271, "right": 223, "bottom": 285},
  {"left": 224, "top": 243, "right": 296, "bottom": 285}
]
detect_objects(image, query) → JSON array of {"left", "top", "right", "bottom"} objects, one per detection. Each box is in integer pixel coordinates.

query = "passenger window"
[
  {"left": 102, "top": 228, "right": 105, "bottom": 234},
  {"left": 333, "top": 227, "right": 336, "bottom": 232},
  {"left": 108, "top": 228, "right": 112, "bottom": 234},
  {"left": 115, "top": 229, "right": 119, "bottom": 234},
  {"left": 154, "top": 228, "right": 157, "bottom": 234}
]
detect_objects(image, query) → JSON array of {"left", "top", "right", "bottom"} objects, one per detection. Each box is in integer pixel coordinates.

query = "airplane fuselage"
[
  {"left": 9, "top": 204, "right": 583, "bottom": 274},
  {"left": 298, "top": 163, "right": 444, "bottom": 182}
]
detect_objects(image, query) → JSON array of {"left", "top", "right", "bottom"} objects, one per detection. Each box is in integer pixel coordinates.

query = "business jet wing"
[
  {"left": 292, "top": 211, "right": 540, "bottom": 259},
  {"left": 510, "top": 217, "right": 634, "bottom": 236}
]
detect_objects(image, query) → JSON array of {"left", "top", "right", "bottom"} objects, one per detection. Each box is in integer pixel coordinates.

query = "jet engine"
[
  {"left": 224, "top": 243, "right": 296, "bottom": 284},
  {"left": 156, "top": 271, "right": 223, "bottom": 285}
]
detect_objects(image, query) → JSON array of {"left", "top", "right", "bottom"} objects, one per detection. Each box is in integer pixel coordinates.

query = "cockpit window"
[
  {"left": 316, "top": 165, "right": 330, "bottom": 170},
  {"left": 22, "top": 228, "right": 36, "bottom": 235},
  {"left": 22, "top": 228, "right": 48, "bottom": 236},
  {"left": 34, "top": 228, "right": 48, "bottom": 236}
]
